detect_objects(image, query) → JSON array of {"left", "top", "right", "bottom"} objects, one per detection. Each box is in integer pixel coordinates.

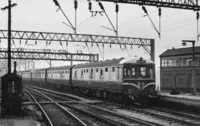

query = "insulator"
[
  {"left": 197, "top": 11, "right": 199, "bottom": 20},
  {"left": 142, "top": 6, "right": 148, "bottom": 14},
  {"left": 89, "top": 1, "right": 92, "bottom": 11},
  {"left": 99, "top": 2, "right": 105, "bottom": 11},
  {"left": 110, "top": 44, "right": 112, "bottom": 48},
  {"left": 74, "top": 0, "right": 78, "bottom": 9},
  {"left": 158, "top": 7, "right": 161, "bottom": 16},
  {"left": 53, "top": 0, "right": 60, "bottom": 7},
  {"left": 115, "top": 3, "right": 119, "bottom": 13}
]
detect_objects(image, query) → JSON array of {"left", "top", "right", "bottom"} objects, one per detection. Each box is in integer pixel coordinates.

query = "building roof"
[{"left": 159, "top": 46, "right": 200, "bottom": 57}]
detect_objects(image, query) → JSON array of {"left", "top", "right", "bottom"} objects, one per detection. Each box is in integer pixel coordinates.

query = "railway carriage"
[
  {"left": 46, "top": 66, "right": 71, "bottom": 88},
  {"left": 21, "top": 56, "right": 157, "bottom": 104},
  {"left": 72, "top": 58, "right": 124, "bottom": 99},
  {"left": 71, "top": 57, "right": 157, "bottom": 103},
  {"left": 32, "top": 68, "right": 48, "bottom": 84}
]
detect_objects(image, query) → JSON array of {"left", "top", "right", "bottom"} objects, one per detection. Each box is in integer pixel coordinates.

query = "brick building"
[{"left": 159, "top": 46, "right": 200, "bottom": 92}]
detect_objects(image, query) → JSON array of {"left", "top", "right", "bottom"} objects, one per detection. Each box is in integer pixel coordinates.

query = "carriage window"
[
  {"left": 116, "top": 67, "right": 120, "bottom": 79},
  {"left": 74, "top": 71, "right": 77, "bottom": 79},
  {"left": 100, "top": 68, "right": 103, "bottom": 79},
  {"left": 124, "top": 68, "right": 126, "bottom": 76},
  {"left": 90, "top": 69, "right": 93, "bottom": 79},
  {"left": 112, "top": 67, "right": 115, "bottom": 72},
  {"left": 105, "top": 68, "right": 108, "bottom": 72},
  {"left": 81, "top": 70, "right": 83, "bottom": 78}
]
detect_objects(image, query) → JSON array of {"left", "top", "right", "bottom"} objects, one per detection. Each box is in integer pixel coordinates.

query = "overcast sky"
[{"left": 0, "top": 0, "right": 199, "bottom": 70}]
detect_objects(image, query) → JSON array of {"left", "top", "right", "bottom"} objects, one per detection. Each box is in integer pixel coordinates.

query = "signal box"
[{"left": 1, "top": 73, "right": 22, "bottom": 117}]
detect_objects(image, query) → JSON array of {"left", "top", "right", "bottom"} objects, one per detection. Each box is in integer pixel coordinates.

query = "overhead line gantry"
[
  {"left": 0, "top": 48, "right": 99, "bottom": 62},
  {"left": 95, "top": 0, "right": 200, "bottom": 11},
  {"left": 0, "top": 29, "right": 155, "bottom": 61}
]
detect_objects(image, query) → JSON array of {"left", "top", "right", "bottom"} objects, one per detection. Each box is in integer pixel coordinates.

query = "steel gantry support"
[
  {"left": 0, "top": 48, "right": 99, "bottom": 62},
  {"left": 0, "top": 29, "right": 155, "bottom": 61},
  {"left": 95, "top": 0, "right": 200, "bottom": 11}
]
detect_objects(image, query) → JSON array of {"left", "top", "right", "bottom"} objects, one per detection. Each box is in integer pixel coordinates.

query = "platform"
[
  {"left": 158, "top": 91, "right": 200, "bottom": 107},
  {"left": 0, "top": 119, "right": 41, "bottom": 126}
]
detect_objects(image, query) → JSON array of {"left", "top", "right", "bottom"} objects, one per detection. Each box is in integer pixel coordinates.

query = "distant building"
[{"left": 159, "top": 46, "right": 200, "bottom": 92}]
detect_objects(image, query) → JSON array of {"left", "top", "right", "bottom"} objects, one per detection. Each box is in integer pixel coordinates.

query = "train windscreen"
[{"left": 123, "top": 64, "right": 154, "bottom": 79}]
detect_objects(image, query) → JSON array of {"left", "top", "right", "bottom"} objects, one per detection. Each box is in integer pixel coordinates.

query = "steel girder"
[
  {"left": 0, "top": 29, "right": 152, "bottom": 46},
  {"left": 0, "top": 29, "right": 154, "bottom": 60},
  {"left": 0, "top": 48, "right": 99, "bottom": 62},
  {"left": 96, "top": 0, "right": 200, "bottom": 11}
]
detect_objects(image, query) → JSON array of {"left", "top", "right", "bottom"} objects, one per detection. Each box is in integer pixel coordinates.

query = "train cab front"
[{"left": 120, "top": 57, "right": 158, "bottom": 104}]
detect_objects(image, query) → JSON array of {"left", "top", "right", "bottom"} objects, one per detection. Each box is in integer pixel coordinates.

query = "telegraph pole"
[
  {"left": 1, "top": 0, "right": 17, "bottom": 74},
  {"left": 8, "top": 0, "right": 11, "bottom": 74}
]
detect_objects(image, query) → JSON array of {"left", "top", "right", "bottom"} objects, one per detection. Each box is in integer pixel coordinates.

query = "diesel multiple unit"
[{"left": 19, "top": 56, "right": 157, "bottom": 104}]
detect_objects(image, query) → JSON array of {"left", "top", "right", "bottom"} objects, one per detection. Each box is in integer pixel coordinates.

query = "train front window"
[
  {"left": 123, "top": 65, "right": 154, "bottom": 79},
  {"left": 140, "top": 67, "right": 146, "bottom": 77},
  {"left": 138, "top": 66, "right": 154, "bottom": 78}
]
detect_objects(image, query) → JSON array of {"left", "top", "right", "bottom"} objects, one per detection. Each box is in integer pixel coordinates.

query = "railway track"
[
  {"left": 95, "top": 102, "right": 200, "bottom": 126},
  {"left": 26, "top": 85, "right": 200, "bottom": 126},
  {"left": 26, "top": 86, "right": 162, "bottom": 126},
  {"left": 25, "top": 88, "right": 87, "bottom": 126}
]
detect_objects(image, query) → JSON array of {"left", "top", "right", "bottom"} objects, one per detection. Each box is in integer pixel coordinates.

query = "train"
[{"left": 19, "top": 56, "right": 158, "bottom": 104}]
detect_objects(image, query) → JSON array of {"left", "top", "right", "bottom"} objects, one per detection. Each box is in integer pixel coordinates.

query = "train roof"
[
  {"left": 29, "top": 57, "right": 154, "bottom": 72},
  {"left": 73, "top": 56, "right": 154, "bottom": 69},
  {"left": 33, "top": 68, "right": 49, "bottom": 72},
  {"left": 119, "top": 56, "right": 154, "bottom": 64},
  {"left": 18, "top": 70, "right": 32, "bottom": 73},
  {"left": 160, "top": 46, "right": 200, "bottom": 57},
  {"left": 73, "top": 58, "right": 123, "bottom": 69},
  {"left": 48, "top": 65, "right": 71, "bottom": 71}
]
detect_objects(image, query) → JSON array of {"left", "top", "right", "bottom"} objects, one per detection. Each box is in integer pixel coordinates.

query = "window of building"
[{"left": 96, "top": 68, "right": 98, "bottom": 72}]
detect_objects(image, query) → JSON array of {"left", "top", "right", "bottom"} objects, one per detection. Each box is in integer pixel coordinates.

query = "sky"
[{"left": 0, "top": 0, "right": 199, "bottom": 72}]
